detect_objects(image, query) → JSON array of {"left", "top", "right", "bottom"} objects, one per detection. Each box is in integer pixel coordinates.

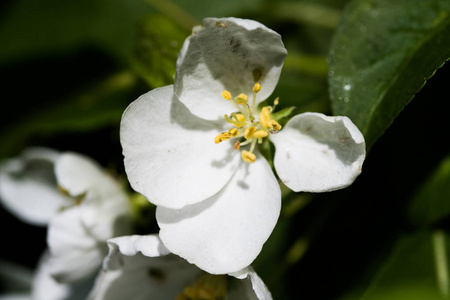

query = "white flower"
[
  {"left": 120, "top": 17, "right": 365, "bottom": 275},
  {"left": 0, "top": 147, "right": 69, "bottom": 226},
  {"left": 88, "top": 235, "right": 273, "bottom": 300},
  {"left": 0, "top": 148, "right": 132, "bottom": 284}
]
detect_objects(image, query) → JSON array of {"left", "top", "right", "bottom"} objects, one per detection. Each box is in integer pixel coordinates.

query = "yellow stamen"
[
  {"left": 222, "top": 90, "right": 232, "bottom": 100},
  {"left": 215, "top": 85, "right": 283, "bottom": 165},
  {"left": 236, "top": 93, "right": 248, "bottom": 104},
  {"left": 242, "top": 150, "right": 256, "bottom": 163},
  {"left": 253, "top": 83, "right": 261, "bottom": 93},
  {"left": 261, "top": 106, "right": 271, "bottom": 119},
  {"left": 259, "top": 107, "right": 272, "bottom": 129},
  {"left": 234, "top": 114, "right": 246, "bottom": 127},
  {"left": 229, "top": 128, "right": 239, "bottom": 136},
  {"left": 220, "top": 132, "right": 231, "bottom": 141},
  {"left": 177, "top": 274, "right": 227, "bottom": 300},
  {"left": 214, "top": 134, "right": 222, "bottom": 144},
  {"left": 271, "top": 120, "right": 282, "bottom": 131},
  {"left": 244, "top": 127, "right": 256, "bottom": 140},
  {"left": 253, "top": 130, "right": 268, "bottom": 138}
]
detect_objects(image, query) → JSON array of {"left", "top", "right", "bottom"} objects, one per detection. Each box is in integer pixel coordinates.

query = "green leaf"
[
  {"left": 131, "top": 15, "right": 188, "bottom": 88},
  {"left": 328, "top": 0, "right": 450, "bottom": 149},
  {"left": 0, "top": 0, "right": 152, "bottom": 65},
  {"left": 271, "top": 106, "right": 297, "bottom": 122},
  {"left": 409, "top": 155, "right": 450, "bottom": 228},
  {"left": 340, "top": 231, "right": 450, "bottom": 300}
]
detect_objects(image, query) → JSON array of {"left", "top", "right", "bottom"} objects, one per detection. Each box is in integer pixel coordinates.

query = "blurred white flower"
[
  {"left": 0, "top": 148, "right": 132, "bottom": 285},
  {"left": 120, "top": 17, "right": 365, "bottom": 275},
  {"left": 88, "top": 234, "right": 272, "bottom": 300},
  {"left": 0, "top": 147, "right": 68, "bottom": 226}
]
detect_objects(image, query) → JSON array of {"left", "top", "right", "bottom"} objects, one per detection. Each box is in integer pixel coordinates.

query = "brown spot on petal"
[
  {"left": 216, "top": 21, "right": 227, "bottom": 28},
  {"left": 339, "top": 136, "right": 350, "bottom": 144},
  {"left": 253, "top": 68, "right": 262, "bottom": 82}
]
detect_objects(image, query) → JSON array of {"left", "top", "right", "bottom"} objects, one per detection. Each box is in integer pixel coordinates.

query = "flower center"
[
  {"left": 176, "top": 273, "right": 227, "bottom": 300},
  {"left": 57, "top": 185, "right": 86, "bottom": 207},
  {"left": 214, "top": 83, "right": 282, "bottom": 164}
]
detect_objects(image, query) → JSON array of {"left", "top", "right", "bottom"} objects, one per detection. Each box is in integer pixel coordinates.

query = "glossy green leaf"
[
  {"left": 409, "top": 155, "right": 450, "bottom": 227},
  {"left": 131, "top": 15, "right": 188, "bottom": 88},
  {"left": 329, "top": 0, "right": 450, "bottom": 149},
  {"left": 341, "top": 231, "right": 450, "bottom": 300}
]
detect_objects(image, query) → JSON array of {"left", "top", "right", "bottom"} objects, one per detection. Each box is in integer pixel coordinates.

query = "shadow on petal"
[
  {"left": 169, "top": 93, "right": 222, "bottom": 132},
  {"left": 156, "top": 192, "right": 221, "bottom": 225},
  {"left": 176, "top": 19, "right": 286, "bottom": 98},
  {"left": 156, "top": 163, "right": 254, "bottom": 225},
  {"left": 211, "top": 145, "right": 236, "bottom": 169},
  {"left": 295, "top": 115, "right": 365, "bottom": 165}
]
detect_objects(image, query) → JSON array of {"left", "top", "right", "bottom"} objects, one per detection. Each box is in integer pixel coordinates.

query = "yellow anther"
[
  {"left": 271, "top": 120, "right": 282, "bottom": 131},
  {"left": 253, "top": 83, "right": 261, "bottom": 93},
  {"left": 261, "top": 107, "right": 271, "bottom": 119},
  {"left": 274, "top": 97, "right": 279, "bottom": 106},
  {"left": 236, "top": 93, "right": 248, "bottom": 104},
  {"left": 234, "top": 113, "right": 246, "bottom": 127},
  {"left": 241, "top": 150, "right": 256, "bottom": 163},
  {"left": 177, "top": 274, "right": 227, "bottom": 300},
  {"left": 244, "top": 127, "right": 256, "bottom": 140},
  {"left": 234, "top": 141, "right": 240, "bottom": 150},
  {"left": 220, "top": 132, "right": 231, "bottom": 141},
  {"left": 214, "top": 134, "right": 222, "bottom": 144},
  {"left": 259, "top": 107, "right": 272, "bottom": 129},
  {"left": 222, "top": 90, "right": 232, "bottom": 100},
  {"left": 228, "top": 128, "right": 239, "bottom": 136},
  {"left": 253, "top": 130, "right": 268, "bottom": 138}
]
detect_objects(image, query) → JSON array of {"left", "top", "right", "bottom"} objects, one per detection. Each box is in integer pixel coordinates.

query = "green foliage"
[
  {"left": 271, "top": 106, "right": 297, "bottom": 123},
  {"left": 131, "top": 15, "right": 188, "bottom": 88},
  {"left": 341, "top": 231, "right": 449, "bottom": 300},
  {"left": 329, "top": 0, "right": 450, "bottom": 149},
  {"left": 409, "top": 155, "right": 450, "bottom": 228},
  {"left": 0, "top": 0, "right": 153, "bottom": 65}
]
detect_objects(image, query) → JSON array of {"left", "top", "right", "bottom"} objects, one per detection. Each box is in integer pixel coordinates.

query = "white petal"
[
  {"left": 0, "top": 147, "right": 69, "bottom": 226},
  {"left": 271, "top": 113, "right": 366, "bottom": 192},
  {"left": 55, "top": 153, "right": 119, "bottom": 199},
  {"left": 228, "top": 267, "right": 273, "bottom": 300},
  {"left": 54, "top": 152, "right": 131, "bottom": 241},
  {"left": 156, "top": 156, "right": 281, "bottom": 274},
  {"left": 47, "top": 200, "right": 131, "bottom": 283},
  {"left": 88, "top": 235, "right": 201, "bottom": 300},
  {"left": 32, "top": 251, "right": 94, "bottom": 300},
  {"left": 174, "top": 17, "right": 287, "bottom": 121},
  {"left": 48, "top": 153, "right": 131, "bottom": 283},
  {"left": 47, "top": 206, "right": 107, "bottom": 283},
  {"left": 120, "top": 85, "right": 240, "bottom": 209},
  {"left": 106, "top": 235, "right": 171, "bottom": 260}
]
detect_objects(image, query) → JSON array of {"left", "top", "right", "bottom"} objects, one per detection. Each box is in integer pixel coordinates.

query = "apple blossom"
[
  {"left": 0, "top": 148, "right": 132, "bottom": 284},
  {"left": 88, "top": 235, "right": 272, "bottom": 300},
  {"left": 120, "top": 17, "right": 365, "bottom": 275}
]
